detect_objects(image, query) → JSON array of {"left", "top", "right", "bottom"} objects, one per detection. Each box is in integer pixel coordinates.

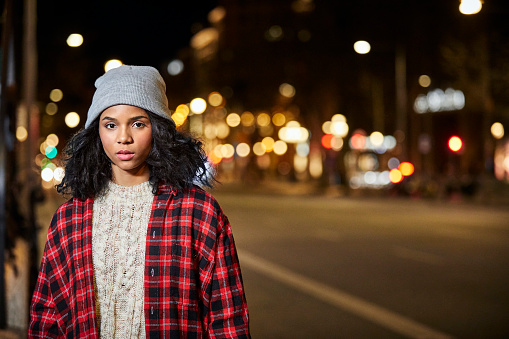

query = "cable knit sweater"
[{"left": 92, "top": 181, "right": 154, "bottom": 338}]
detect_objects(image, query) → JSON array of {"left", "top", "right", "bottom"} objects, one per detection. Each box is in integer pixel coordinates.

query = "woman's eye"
[
  {"left": 133, "top": 121, "right": 146, "bottom": 128},
  {"left": 105, "top": 123, "right": 116, "bottom": 129}
]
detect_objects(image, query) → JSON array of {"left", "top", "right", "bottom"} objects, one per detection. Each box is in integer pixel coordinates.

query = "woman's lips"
[{"left": 116, "top": 150, "right": 135, "bottom": 161}]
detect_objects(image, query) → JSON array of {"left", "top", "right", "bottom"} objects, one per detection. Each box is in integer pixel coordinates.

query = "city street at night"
[{"left": 212, "top": 187, "right": 509, "bottom": 338}]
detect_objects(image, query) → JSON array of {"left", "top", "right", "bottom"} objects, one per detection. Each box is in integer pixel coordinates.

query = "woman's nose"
[{"left": 117, "top": 127, "right": 133, "bottom": 143}]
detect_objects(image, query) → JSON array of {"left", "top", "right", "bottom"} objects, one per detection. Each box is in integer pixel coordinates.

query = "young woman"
[{"left": 29, "top": 65, "right": 250, "bottom": 338}]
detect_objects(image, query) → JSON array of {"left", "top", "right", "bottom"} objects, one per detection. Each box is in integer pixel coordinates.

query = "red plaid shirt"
[{"left": 29, "top": 185, "right": 250, "bottom": 338}]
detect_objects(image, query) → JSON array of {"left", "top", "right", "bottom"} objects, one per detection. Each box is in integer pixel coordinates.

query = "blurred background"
[{"left": 1, "top": 0, "right": 509, "bottom": 338}]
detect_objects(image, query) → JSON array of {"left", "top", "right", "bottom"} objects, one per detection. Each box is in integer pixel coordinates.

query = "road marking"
[
  {"left": 238, "top": 250, "right": 454, "bottom": 339},
  {"left": 393, "top": 246, "right": 444, "bottom": 265}
]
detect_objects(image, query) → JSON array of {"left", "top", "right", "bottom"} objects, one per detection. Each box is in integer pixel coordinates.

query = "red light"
[
  {"left": 448, "top": 136, "right": 463, "bottom": 152},
  {"left": 350, "top": 134, "right": 365, "bottom": 150},
  {"left": 321, "top": 134, "right": 333, "bottom": 149}
]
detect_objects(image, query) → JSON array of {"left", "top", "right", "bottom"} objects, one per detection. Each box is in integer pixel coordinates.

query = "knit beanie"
[{"left": 85, "top": 65, "right": 172, "bottom": 128}]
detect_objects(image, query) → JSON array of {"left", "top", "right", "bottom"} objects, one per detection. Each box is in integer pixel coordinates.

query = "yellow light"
[
  {"left": 104, "top": 59, "right": 123, "bottom": 73},
  {"left": 240, "top": 112, "right": 255, "bottom": 126},
  {"left": 273, "top": 140, "right": 288, "bottom": 155},
  {"left": 389, "top": 169, "right": 403, "bottom": 183},
  {"left": 46, "top": 102, "right": 58, "bottom": 115},
  {"left": 65, "top": 112, "right": 80, "bottom": 128},
  {"left": 459, "top": 0, "right": 482, "bottom": 15},
  {"left": 66, "top": 33, "right": 83, "bottom": 47},
  {"left": 236, "top": 143, "right": 250, "bottom": 157},
  {"left": 209, "top": 150, "right": 222, "bottom": 165},
  {"left": 330, "top": 121, "right": 349, "bottom": 138},
  {"left": 253, "top": 142, "right": 266, "bottom": 156},
  {"left": 293, "top": 155, "right": 308, "bottom": 173},
  {"left": 171, "top": 112, "right": 187, "bottom": 127},
  {"left": 175, "top": 104, "right": 190, "bottom": 117},
  {"left": 220, "top": 144, "right": 235, "bottom": 158},
  {"left": 226, "top": 113, "right": 241, "bottom": 127},
  {"left": 262, "top": 137, "right": 275, "bottom": 152},
  {"left": 46, "top": 134, "right": 59, "bottom": 146},
  {"left": 354, "top": 40, "right": 371, "bottom": 54},
  {"left": 322, "top": 121, "right": 332, "bottom": 134},
  {"left": 279, "top": 83, "right": 296, "bottom": 98},
  {"left": 331, "top": 114, "right": 346, "bottom": 123},
  {"left": 190, "top": 98, "right": 207, "bottom": 114},
  {"left": 40, "top": 141, "right": 48, "bottom": 155},
  {"left": 272, "top": 113, "right": 286, "bottom": 126},
  {"left": 208, "top": 92, "right": 224, "bottom": 107},
  {"left": 49, "top": 89, "right": 63, "bottom": 102},
  {"left": 418, "top": 75, "right": 431, "bottom": 88},
  {"left": 16, "top": 126, "right": 28, "bottom": 142},
  {"left": 370, "top": 131, "right": 384, "bottom": 147},
  {"left": 256, "top": 113, "right": 271, "bottom": 127},
  {"left": 216, "top": 122, "right": 230, "bottom": 139},
  {"left": 491, "top": 122, "right": 504, "bottom": 139},
  {"left": 399, "top": 162, "right": 415, "bottom": 176}
]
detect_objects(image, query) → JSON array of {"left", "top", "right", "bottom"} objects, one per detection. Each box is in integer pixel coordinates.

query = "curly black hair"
[{"left": 56, "top": 111, "right": 214, "bottom": 199}]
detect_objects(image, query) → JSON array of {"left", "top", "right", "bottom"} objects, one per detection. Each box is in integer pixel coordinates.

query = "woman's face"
[{"left": 98, "top": 105, "right": 153, "bottom": 185}]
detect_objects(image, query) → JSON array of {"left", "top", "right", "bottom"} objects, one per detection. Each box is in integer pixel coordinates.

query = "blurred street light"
[
  {"left": 353, "top": 40, "right": 371, "bottom": 54},
  {"left": 104, "top": 59, "right": 123, "bottom": 72},
  {"left": 459, "top": 0, "right": 483, "bottom": 15},
  {"left": 66, "top": 33, "right": 83, "bottom": 47},
  {"left": 190, "top": 98, "right": 207, "bottom": 114}
]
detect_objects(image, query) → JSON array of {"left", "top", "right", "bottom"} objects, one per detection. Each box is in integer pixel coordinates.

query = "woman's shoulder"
[{"left": 50, "top": 196, "right": 91, "bottom": 227}]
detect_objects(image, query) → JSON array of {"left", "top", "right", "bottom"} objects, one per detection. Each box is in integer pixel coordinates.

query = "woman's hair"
[{"left": 56, "top": 111, "right": 214, "bottom": 199}]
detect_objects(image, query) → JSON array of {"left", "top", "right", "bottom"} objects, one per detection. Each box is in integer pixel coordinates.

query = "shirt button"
[{"left": 151, "top": 268, "right": 154, "bottom": 276}]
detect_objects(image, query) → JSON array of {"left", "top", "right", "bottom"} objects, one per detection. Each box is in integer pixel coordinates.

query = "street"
[{"left": 213, "top": 189, "right": 509, "bottom": 338}]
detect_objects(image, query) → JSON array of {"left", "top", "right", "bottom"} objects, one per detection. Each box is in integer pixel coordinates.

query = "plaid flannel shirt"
[{"left": 29, "top": 184, "right": 250, "bottom": 338}]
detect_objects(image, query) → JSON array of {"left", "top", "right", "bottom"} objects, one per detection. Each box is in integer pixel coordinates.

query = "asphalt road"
[{"left": 213, "top": 190, "right": 509, "bottom": 339}]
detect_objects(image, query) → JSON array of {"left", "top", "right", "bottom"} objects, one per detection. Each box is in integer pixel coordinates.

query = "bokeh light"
[
  {"left": 226, "top": 113, "right": 241, "bottom": 127},
  {"left": 257, "top": 113, "right": 271, "bottom": 127},
  {"left": 16, "top": 126, "right": 28, "bottom": 142},
  {"left": 253, "top": 142, "right": 266, "bottom": 156},
  {"left": 104, "top": 59, "right": 123, "bottom": 72},
  {"left": 49, "top": 89, "right": 63, "bottom": 102},
  {"left": 66, "top": 33, "right": 83, "bottom": 47},
  {"left": 45, "top": 102, "right": 58, "bottom": 115},
  {"left": 167, "top": 59, "right": 184, "bottom": 76},
  {"left": 399, "top": 162, "right": 415, "bottom": 176},
  {"left": 65, "top": 112, "right": 80, "bottom": 128},
  {"left": 208, "top": 92, "right": 224, "bottom": 107},
  {"left": 236, "top": 143, "right": 250, "bottom": 157},
  {"left": 354, "top": 40, "right": 371, "bottom": 54},
  {"left": 389, "top": 169, "right": 403, "bottom": 183},
  {"left": 273, "top": 140, "right": 288, "bottom": 155},
  {"left": 459, "top": 0, "right": 482, "bottom": 15},
  {"left": 41, "top": 168, "right": 54, "bottom": 182},
  {"left": 279, "top": 83, "right": 296, "bottom": 98},
  {"left": 491, "top": 122, "right": 504, "bottom": 139},
  {"left": 448, "top": 136, "right": 463, "bottom": 152},
  {"left": 272, "top": 113, "right": 286, "bottom": 126},
  {"left": 190, "top": 98, "right": 207, "bottom": 114},
  {"left": 418, "top": 75, "right": 431, "bottom": 88}
]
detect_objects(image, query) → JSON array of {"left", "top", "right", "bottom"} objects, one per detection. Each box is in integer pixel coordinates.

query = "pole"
[
  {"left": 0, "top": 0, "right": 14, "bottom": 328},
  {"left": 395, "top": 44, "right": 408, "bottom": 158}
]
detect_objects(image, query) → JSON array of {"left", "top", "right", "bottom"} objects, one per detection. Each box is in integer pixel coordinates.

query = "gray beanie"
[{"left": 85, "top": 65, "right": 172, "bottom": 128}]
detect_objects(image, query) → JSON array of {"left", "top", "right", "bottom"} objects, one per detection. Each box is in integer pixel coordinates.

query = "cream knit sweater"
[{"left": 92, "top": 181, "right": 154, "bottom": 338}]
